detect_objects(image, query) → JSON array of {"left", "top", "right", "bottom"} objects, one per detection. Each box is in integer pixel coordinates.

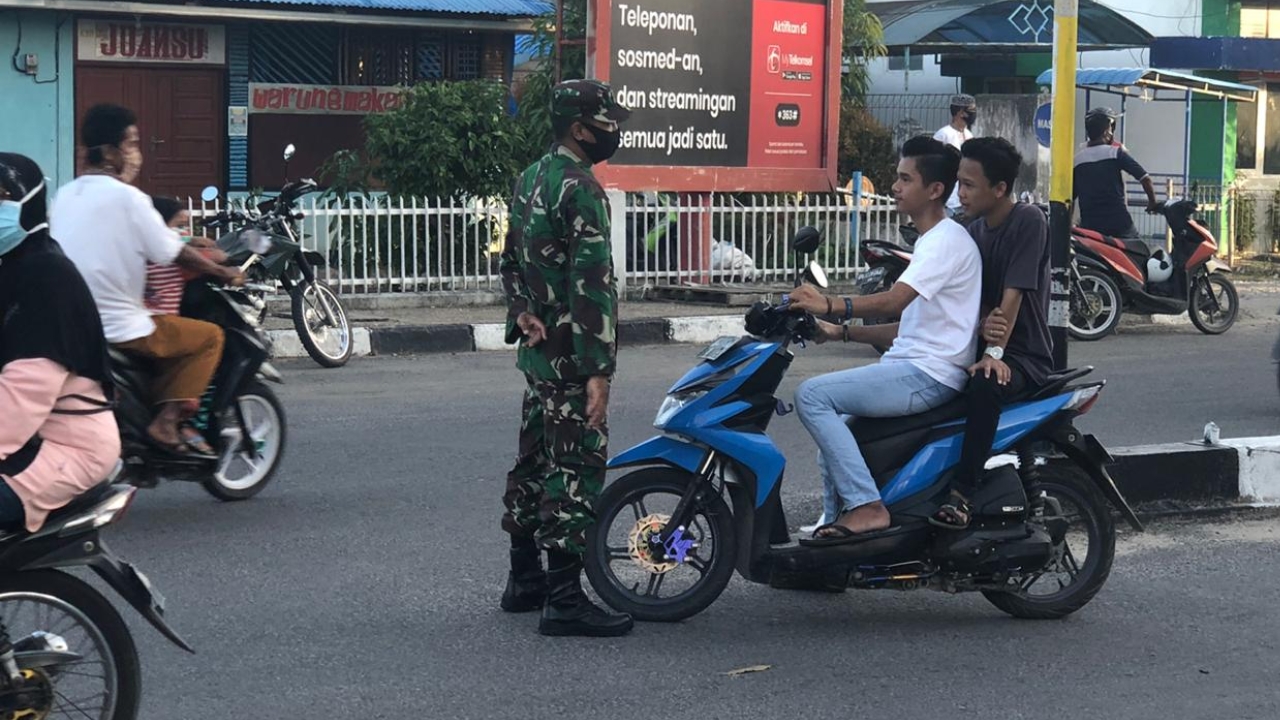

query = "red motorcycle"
[{"left": 1069, "top": 198, "right": 1237, "bottom": 340}]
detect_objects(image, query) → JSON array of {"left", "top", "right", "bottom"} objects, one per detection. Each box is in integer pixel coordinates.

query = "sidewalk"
[{"left": 264, "top": 278, "right": 1280, "bottom": 357}]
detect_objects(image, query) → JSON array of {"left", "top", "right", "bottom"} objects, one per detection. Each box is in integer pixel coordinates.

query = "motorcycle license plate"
[
  {"left": 856, "top": 266, "right": 887, "bottom": 290},
  {"left": 122, "top": 562, "right": 166, "bottom": 613},
  {"left": 697, "top": 336, "right": 739, "bottom": 362}
]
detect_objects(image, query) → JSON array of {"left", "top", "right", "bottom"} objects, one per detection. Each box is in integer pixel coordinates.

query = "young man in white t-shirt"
[
  {"left": 933, "top": 94, "right": 976, "bottom": 217},
  {"left": 787, "top": 136, "right": 981, "bottom": 543},
  {"left": 51, "top": 104, "right": 242, "bottom": 458}
]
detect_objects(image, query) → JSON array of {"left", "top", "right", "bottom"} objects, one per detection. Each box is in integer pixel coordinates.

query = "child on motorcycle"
[{"left": 145, "top": 196, "right": 227, "bottom": 317}]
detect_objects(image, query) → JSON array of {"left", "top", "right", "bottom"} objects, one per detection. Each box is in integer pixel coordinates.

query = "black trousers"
[{"left": 955, "top": 364, "right": 1030, "bottom": 497}]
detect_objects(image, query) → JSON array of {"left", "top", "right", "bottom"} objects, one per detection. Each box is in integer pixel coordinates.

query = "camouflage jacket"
[{"left": 501, "top": 144, "right": 618, "bottom": 380}]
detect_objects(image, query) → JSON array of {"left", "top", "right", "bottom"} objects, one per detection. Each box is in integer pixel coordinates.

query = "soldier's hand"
[
  {"left": 586, "top": 376, "right": 610, "bottom": 429},
  {"left": 517, "top": 312, "right": 548, "bottom": 346}
]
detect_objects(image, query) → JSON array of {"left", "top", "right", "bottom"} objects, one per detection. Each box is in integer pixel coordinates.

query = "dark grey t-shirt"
[
  {"left": 1073, "top": 143, "right": 1149, "bottom": 238},
  {"left": 967, "top": 203, "right": 1054, "bottom": 386}
]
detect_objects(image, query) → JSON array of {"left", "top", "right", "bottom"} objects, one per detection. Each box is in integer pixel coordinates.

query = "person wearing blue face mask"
[{"left": 0, "top": 153, "right": 122, "bottom": 533}]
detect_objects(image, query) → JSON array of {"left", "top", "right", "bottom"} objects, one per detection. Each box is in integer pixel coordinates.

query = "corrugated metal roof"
[
  {"left": 1036, "top": 67, "right": 1259, "bottom": 100},
  {"left": 227, "top": 0, "right": 551, "bottom": 16}
]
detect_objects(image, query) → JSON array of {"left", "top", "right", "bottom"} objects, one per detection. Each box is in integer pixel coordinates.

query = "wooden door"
[{"left": 76, "top": 65, "right": 225, "bottom": 199}]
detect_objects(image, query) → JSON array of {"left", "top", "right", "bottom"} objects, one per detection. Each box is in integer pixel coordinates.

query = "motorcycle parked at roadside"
[
  {"left": 584, "top": 228, "right": 1143, "bottom": 623},
  {"left": 0, "top": 463, "right": 191, "bottom": 719},
  {"left": 199, "top": 143, "right": 353, "bottom": 368},
  {"left": 1069, "top": 198, "right": 1237, "bottom": 340},
  {"left": 111, "top": 241, "right": 288, "bottom": 501}
]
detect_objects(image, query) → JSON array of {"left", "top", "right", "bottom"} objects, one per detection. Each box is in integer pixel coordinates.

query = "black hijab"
[{"left": 0, "top": 153, "right": 113, "bottom": 391}]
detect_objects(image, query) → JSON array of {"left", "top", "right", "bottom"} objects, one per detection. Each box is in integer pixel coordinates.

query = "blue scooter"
[{"left": 585, "top": 229, "right": 1144, "bottom": 623}]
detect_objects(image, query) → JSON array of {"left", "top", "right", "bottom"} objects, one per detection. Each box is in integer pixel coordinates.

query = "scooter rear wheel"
[
  {"left": 1068, "top": 269, "right": 1122, "bottom": 341},
  {"left": 981, "top": 464, "right": 1116, "bottom": 620},
  {"left": 585, "top": 468, "right": 737, "bottom": 622}
]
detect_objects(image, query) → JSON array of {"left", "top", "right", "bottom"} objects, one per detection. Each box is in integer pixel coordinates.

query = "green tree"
[
  {"left": 513, "top": 0, "right": 587, "bottom": 166},
  {"left": 363, "top": 80, "right": 524, "bottom": 200},
  {"left": 842, "top": 0, "right": 886, "bottom": 105}
]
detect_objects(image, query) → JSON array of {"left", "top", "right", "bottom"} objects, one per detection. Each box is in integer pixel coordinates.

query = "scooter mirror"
[
  {"left": 791, "top": 226, "right": 821, "bottom": 255},
  {"left": 283, "top": 144, "right": 296, "bottom": 161},
  {"left": 200, "top": 186, "right": 220, "bottom": 203},
  {"left": 804, "top": 261, "right": 829, "bottom": 289}
]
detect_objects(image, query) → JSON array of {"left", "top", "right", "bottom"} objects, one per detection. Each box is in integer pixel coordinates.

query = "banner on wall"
[
  {"left": 248, "top": 83, "right": 406, "bottom": 115},
  {"left": 76, "top": 20, "right": 226, "bottom": 64}
]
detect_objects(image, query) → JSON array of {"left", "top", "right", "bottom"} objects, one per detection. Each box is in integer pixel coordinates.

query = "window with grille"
[
  {"left": 417, "top": 32, "right": 446, "bottom": 80},
  {"left": 344, "top": 28, "right": 416, "bottom": 85},
  {"left": 250, "top": 24, "right": 339, "bottom": 84},
  {"left": 340, "top": 29, "right": 503, "bottom": 84},
  {"left": 452, "top": 37, "right": 482, "bottom": 80}
]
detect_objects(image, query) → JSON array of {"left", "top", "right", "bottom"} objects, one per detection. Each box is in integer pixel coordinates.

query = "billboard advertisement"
[{"left": 592, "top": 0, "right": 840, "bottom": 191}]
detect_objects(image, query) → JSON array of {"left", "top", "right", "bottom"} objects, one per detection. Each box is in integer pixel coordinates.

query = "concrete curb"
[{"left": 266, "top": 315, "right": 747, "bottom": 359}]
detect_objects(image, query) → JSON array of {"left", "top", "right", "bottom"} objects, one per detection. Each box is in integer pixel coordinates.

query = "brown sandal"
[{"left": 930, "top": 491, "right": 972, "bottom": 530}]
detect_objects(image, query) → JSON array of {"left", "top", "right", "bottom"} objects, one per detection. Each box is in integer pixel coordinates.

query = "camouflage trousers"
[{"left": 502, "top": 375, "right": 608, "bottom": 556}]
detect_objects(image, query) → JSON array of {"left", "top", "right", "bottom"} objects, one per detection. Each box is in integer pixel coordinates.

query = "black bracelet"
[{"left": 844, "top": 297, "right": 854, "bottom": 322}]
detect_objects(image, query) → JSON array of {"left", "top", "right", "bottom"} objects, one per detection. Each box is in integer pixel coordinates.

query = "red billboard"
[{"left": 590, "top": 0, "right": 840, "bottom": 192}]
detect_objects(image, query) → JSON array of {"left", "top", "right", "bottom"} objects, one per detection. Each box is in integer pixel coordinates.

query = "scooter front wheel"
[
  {"left": 585, "top": 468, "right": 737, "bottom": 622},
  {"left": 1188, "top": 272, "right": 1238, "bottom": 335}
]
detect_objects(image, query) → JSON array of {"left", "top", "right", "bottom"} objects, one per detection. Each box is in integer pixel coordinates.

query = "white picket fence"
[{"left": 185, "top": 190, "right": 904, "bottom": 295}]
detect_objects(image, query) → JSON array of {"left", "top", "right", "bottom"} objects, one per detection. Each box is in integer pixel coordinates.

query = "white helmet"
[{"left": 1147, "top": 249, "right": 1173, "bottom": 283}]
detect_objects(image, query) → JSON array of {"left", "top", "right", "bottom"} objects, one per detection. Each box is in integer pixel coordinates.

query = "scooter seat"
[
  {"left": 848, "top": 397, "right": 969, "bottom": 444},
  {"left": 1028, "top": 366, "right": 1095, "bottom": 401},
  {"left": 108, "top": 349, "right": 155, "bottom": 374},
  {"left": 1120, "top": 238, "right": 1155, "bottom": 257},
  {"left": 40, "top": 480, "right": 117, "bottom": 529}
]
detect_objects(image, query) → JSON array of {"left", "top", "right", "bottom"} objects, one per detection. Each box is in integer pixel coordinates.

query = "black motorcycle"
[
  {"left": 111, "top": 268, "right": 288, "bottom": 501},
  {"left": 0, "top": 467, "right": 191, "bottom": 719},
  {"left": 199, "top": 144, "right": 352, "bottom": 368}
]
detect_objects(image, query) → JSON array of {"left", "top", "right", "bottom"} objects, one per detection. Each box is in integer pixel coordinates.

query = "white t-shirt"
[
  {"left": 882, "top": 218, "right": 982, "bottom": 391},
  {"left": 934, "top": 124, "right": 973, "bottom": 211},
  {"left": 50, "top": 175, "right": 185, "bottom": 343}
]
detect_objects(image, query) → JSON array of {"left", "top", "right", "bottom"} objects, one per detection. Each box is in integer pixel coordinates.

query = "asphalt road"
[{"left": 91, "top": 312, "right": 1280, "bottom": 719}]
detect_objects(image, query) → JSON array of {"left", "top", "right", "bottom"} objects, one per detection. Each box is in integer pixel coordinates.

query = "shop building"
[{"left": 1, "top": 0, "right": 544, "bottom": 198}]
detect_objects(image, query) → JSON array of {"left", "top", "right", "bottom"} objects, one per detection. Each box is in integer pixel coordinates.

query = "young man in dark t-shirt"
[{"left": 932, "top": 136, "right": 1054, "bottom": 529}]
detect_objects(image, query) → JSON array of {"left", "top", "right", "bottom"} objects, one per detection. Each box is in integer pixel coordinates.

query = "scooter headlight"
[{"left": 654, "top": 391, "right": 707, "bottom": 428}]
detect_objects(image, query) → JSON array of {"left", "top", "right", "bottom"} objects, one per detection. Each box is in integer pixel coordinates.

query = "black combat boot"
[
  {"left": 538, "top": 550, "right": 633, "bottom": 637},
  {"left": 500, "top": 537, "right": 547, "bottom": 613}
]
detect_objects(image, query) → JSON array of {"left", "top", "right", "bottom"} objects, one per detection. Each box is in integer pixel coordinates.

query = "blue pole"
[{"left": 851, "top": 170, "right": 862, "bottom": 262}]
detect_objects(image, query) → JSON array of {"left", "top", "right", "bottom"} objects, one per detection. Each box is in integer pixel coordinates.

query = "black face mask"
[
  {"left": 963, "top": 110, "right": 977, "bottom": 128},
  {"left": 580, "top": 126, "right": 621, "bottom": 164}
]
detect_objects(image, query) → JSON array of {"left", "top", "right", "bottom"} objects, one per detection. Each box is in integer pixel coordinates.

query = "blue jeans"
[{"left": 796, "top": 362, "right": 958, "bottom": 521}]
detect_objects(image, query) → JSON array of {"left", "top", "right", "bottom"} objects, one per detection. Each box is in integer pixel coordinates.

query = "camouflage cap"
[{"left": 552, "top": 79, "right": 632, "bottom": 128}]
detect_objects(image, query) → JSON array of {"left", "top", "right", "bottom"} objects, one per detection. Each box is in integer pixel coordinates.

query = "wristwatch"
[{"left": 984, "top": 346, "right": 1005, "bottom": 361}]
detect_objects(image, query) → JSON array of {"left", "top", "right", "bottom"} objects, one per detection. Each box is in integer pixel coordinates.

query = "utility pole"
[{"left": 1049, "top": 0, "right": 1078, "bottom": 370}]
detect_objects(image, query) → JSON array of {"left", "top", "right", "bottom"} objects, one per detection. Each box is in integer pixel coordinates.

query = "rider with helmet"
[{"left": 1073, "top": 107, "right": 1159, "bottom": 240}]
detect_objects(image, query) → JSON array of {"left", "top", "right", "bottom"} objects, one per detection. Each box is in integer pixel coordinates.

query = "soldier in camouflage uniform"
[{"left": 498, "top": 79, "right": 633, "bottom": 637}]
